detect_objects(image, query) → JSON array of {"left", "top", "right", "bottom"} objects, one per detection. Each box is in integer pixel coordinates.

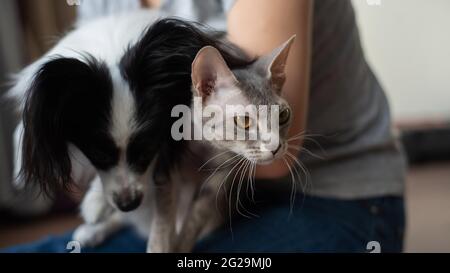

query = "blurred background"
[
  {"left": 0, "top": 0, "right": 449, "bottom": 252},
  {"left": 353, "top": 0, "right": 450, "bottom": 252}
]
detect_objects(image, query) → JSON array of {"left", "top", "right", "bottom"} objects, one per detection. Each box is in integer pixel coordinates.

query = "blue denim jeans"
[{"left": 2, "top": 189, "right": 405, "bottom": 253}]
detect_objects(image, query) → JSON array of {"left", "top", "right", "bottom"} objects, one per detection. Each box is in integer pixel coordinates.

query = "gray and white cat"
[
  {"left": 174, "top": 36, "right": 295, "bottom": 252},
  {"left": 74, "top": 36, "right": 296, "bottom": 253}
]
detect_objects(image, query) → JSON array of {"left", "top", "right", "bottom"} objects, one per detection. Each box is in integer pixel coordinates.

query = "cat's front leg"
[
  {"left": 147, "top": 174, "right": 177, "bottom": 253},
  {"left": 175, "top": 172, "right": 225, "bottom": 253}
]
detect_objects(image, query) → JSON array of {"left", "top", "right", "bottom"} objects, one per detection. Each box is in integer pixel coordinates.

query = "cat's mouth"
[
  {"left": 244, "top": 144, "right": 286, "bottom": 165},
  {"left": 255, "top": 158, "right": 276, "bottom": 165}
]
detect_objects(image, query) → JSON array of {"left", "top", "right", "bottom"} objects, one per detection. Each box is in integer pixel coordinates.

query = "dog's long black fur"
[
  {"left": 20, "top": 18, "right": 254, "bottom": 196},
  {"left": 22, "top": 56, "right": 116, "bottom": 195}
]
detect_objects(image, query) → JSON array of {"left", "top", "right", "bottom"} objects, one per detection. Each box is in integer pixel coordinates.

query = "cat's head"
[{"left": 191, "top": 36, "right": 295, "bottom": 165}]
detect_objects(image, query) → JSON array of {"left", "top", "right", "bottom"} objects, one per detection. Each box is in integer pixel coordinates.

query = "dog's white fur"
[{"left": 9, "top": 10, "right": 178, "bottom": 252}]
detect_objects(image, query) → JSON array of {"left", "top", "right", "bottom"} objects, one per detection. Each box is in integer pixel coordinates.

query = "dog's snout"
[{"left": 113, "top": 189, "right": 143, "bottom": 212}]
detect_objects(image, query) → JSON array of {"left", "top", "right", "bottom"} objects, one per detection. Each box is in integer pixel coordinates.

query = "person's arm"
[
  {"left": 227, "top": 0, "right": 313, "bottom": 179},
  {"left": 142, "top": 0, "right": 161, "bottom": 8}
]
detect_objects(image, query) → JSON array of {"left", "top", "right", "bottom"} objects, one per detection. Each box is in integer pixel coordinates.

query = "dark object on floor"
[{"left": 401, "top": 126, "right": 450, "bottom": 164}]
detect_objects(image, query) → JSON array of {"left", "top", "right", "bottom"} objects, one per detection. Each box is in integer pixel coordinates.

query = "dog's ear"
[{"left": 21, "top": 56, "right": 112, "bottom": 196}]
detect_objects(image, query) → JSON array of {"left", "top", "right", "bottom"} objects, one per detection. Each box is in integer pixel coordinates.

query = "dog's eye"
[
  {"left": 126, "top": 139, "right": 155, "bottom": 173},
  {"left": 136, "top": 152, "right": 151, "bottom": 165},
  {"left": 279, "top": 108, "right": 291, "bottom": 125},
  {"left": 234, "top": 116, "right": 252, "bottom": 130},
  {"left": 92, "top": 153, "right": 115, "bottom": 170}
]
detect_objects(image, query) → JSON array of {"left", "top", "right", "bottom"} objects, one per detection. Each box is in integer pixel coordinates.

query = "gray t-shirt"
[{"left": 78, "top": 0, "right": 406, "bottom": 199}]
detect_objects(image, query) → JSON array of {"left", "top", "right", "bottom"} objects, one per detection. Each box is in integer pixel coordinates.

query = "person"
[{"left": 4, "top": 0, "right": 406, "bottom": 253}]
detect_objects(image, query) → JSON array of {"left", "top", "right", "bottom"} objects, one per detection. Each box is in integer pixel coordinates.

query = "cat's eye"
[
  {"left": 279, "top": 108, "right": 291, "bottom": 125},
  {"left": 234, "top": 116, "right": 252, "bottom": 130}
]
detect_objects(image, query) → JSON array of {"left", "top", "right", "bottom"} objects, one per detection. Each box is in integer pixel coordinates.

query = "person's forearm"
[
  {"left": 227, "top": 0, "right": 313, "bottom": 179},
  {"left": 142, "top": 0, "right": 161, "bottom": 8}
]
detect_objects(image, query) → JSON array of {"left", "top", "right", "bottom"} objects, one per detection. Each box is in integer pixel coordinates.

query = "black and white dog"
[{"left": 8, "top": 10, "right": 250, "bottom": 252}]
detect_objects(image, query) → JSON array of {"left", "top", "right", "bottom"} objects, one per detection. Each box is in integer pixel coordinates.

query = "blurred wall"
[
  {"left": 0, "top": 0, "right": 75, "bottom": 213},
  {"left": 0, "top": 0, "right": 23, "bottom": 208},
  {"left": 18, "top": 0, "right": 76, "bottom": 62},
  {"left": 352, "top": 0, "right": 450, "bottom": 121}
]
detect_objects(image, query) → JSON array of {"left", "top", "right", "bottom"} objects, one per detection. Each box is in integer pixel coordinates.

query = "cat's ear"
[
  {"left": 191, "top": 46, "right": 238, "bottom": 98},
  {"left": 260, "top": 35, "right": 296, "bottom": 93}
]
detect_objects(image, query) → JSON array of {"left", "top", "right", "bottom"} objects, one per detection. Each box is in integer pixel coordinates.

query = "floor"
[
  {"left": 0, "top": 213, "right": 81, "bottom": 248},
  {"left": 1, "top": 161, "right": 450, "bottom": 252},
  {"left": 404, "top": 161, "right": 450, "bottom": 252}
]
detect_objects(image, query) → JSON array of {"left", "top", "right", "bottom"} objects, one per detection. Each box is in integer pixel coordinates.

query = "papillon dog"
[{"left": 8, "top": 10, "right": 251, "bottom": 252}]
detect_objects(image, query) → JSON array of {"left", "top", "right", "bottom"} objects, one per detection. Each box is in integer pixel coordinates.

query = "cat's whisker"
[
  {"left": 223, "top": 157, "right": 247, "bottom": 231},
  {"left": 285, "top": 153, "right": 303, "bottom": 194},
  {"left": 285, "top": 151, "right": 310, "bottom": 213},
  {"left": 301, "top": 146, "right": 325, "bottom": 160},
  {"left": 286, "top": 144, "right": 302, "bottom": 155},
  {"left": 229, "top": 158, "right": 255, "bottom": 219},
  {"left": 251, "top": 161, "right": 257, "bottom": 202},
  {"left": 229, "top": 159, "right": 245, "bottom": 218},
  {"left": 214, "top": 156, "right": 245, "bottom": 211},
  {"left": 198, "top": 150, "right": 232, "bottom": 171},
  {"left": 289, "top": 135, "right": 328, "bottom": 156},
  {"left": 288, "top": 144, "right": 325, "bottom": 160},
  {"left": 235, "top": 160, "right": 249, "bottom": 216},
  {"left": 200, "top": 154, "right": 241, "bottom": 194},
  {"left": 245, "top": 161, "right": 252, "bottom": 201},
  {"left": 285, "top": 151, "right": 310, "bottom": 194},
  {"left": 287, "top": 144, "right": 301, "bottom": 150},
  {"left": 245, "top": 161, "right": 256, "bottom": 203},
  {"left": 288, "top": 132, "right": 324, "bottom": 140},
  {"left": 200, "top": 161, "right": 240, "bottom": 171},
  {"left": 210, "top": 156, "right": 244, "bottom": 236},
  {"left": 287, "top": 135, "right": 308, "bottom": 142},
  {"left": 287, "top": 131, "right": 307, "bottom": 141},
  {"left": 287, "top": 133, "right": 324, "bottom": 143},
  {"left": 287, "top": 133, "right": 320, "bottom": 143},
  {"left": 282, "top": 157, "right": 297, "bottom": 218},
  {"left": 236, "top": 160, "right": 258, "bottom": 219},
  {"left": 204, "top": 154, "right": 241, "bottom": 183}
]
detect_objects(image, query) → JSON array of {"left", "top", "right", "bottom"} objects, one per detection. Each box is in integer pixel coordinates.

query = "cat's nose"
[{"left": 272, "top": 144, "right": 282, "bottom": 155}]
